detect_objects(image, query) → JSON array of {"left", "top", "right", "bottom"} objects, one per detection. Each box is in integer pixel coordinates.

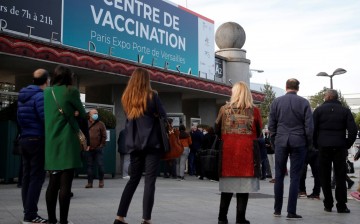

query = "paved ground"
[{"left": 1, "top": 168, "right": 359, "bottom": 224}]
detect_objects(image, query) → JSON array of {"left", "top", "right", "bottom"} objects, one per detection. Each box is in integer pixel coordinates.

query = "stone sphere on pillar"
[{"left": 215, "top": 22, "right": 246, "bottom": 49}]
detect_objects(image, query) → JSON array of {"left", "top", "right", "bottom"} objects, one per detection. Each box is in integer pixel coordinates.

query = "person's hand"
[
  {"left": 74, "top": 111, "right": 79, "bottom": 116},
  {"left": 85, "top": 146, "right": 90, "bottom": 151}
]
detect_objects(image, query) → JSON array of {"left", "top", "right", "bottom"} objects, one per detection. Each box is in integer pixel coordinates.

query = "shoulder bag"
[
  {"left": 199, "top": 135, "right": 221, "bottom": 180},
  {"left": 51, "top": 87, "right": 87, "bottom": 151},
  {"left": 153, "top": 96, "right": 183, "bottom": 160}
]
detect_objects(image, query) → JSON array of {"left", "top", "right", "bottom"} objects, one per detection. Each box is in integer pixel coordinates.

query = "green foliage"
[
  {"left": 355, "top": 112, "right": 360, "bottom": 127},
  {"left": 259, "top": 82, "right": 276, "bottom": 127},
  {"left": 309, "top": 87, "right": 349, "bottom": 110},
  {"left": 97, "top": 108, "right": 116, "bottom": 129}
]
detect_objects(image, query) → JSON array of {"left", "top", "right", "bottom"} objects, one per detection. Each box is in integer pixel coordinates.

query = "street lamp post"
[
  {"left": 316, "top": 68, "right": 347, "bottom": 89},
  {"left": 249, "top": 69, "right": 264, "bottom": 78}
]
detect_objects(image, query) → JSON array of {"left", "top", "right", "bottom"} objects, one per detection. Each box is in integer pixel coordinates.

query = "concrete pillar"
[
  {"left": 216, "top": 48, "right": 251, "bottom": 86},
  {"left": 183, "top": 99, "right": 218, "bottom": 128},
  {"left": 85, "top": 85, "right": 113, "bottom": 105},
  {"left": 158, "top": 92, "right": 182, "bottom": 113},
  {"left": 198, "top": 99, "right": 217, "bottom": 127}
]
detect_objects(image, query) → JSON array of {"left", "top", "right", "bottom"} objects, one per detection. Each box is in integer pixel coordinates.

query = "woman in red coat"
[{"left": 215, "top": 81, "right": 262, "bottom": 224}]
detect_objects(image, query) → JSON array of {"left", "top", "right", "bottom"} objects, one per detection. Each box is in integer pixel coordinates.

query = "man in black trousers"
[{"left": 313, "top": 89, "right": 357, "bottom": 213}]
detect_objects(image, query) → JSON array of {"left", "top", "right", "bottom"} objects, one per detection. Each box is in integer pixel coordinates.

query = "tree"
[
  {"left": 259, "top": 82, "right": 276, "bottom": 127},
  {"left": 309, "top": 87, "right": 349, "bottom": 110},
  {"left": 355, "top": 112, "right": 360, "bottom": 127}
]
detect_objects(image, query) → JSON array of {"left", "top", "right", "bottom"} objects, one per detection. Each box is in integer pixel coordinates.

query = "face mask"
[{"left": 91, "top": 114, "right": 98, "bottom": 121}]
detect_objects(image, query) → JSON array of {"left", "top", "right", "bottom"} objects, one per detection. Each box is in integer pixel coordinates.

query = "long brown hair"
[{"left": 121, "top": 68, "right": 154, "bottom": 119}]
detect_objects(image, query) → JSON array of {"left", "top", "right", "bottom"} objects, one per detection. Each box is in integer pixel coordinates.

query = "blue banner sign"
[{"left": 62, "top": 0, "right": 214, "bottom": 76}]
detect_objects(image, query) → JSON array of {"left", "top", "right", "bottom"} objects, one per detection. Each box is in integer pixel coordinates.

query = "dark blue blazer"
[{"left": 268, "top": 91, "right": 313, "bottom": 148}]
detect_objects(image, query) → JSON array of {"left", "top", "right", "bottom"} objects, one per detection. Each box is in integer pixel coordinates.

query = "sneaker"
[
  {"left": 23, "top": 215, "right": 48, "bottom": 223},
  {"left": 307, "top": 193, "right": 320, "bottom": 200},
  {"left": 298, "top": 192, "right": 307, "bottom": 198},
  {"left": 122, "top": 176, "right": 130, "bottom": 179},
  {"left": 273, "top": 212, "right": 281, "bottom": 217},
  {"left": 85, "top": 183, "right": 93, "bottom": 188},
  {"left": 286, "top": 213, "right": 302, "bottom": 220},
  {"left": 350, "top": 191, "right": 360, "bottom": 201}
]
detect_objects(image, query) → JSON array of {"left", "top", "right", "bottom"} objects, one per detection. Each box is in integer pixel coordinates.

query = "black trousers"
[
  {"left": 116, "top": 151, "right": 161, "bottom": 220},
  {"left": 46, "top": 169, "right": 74, "bottom": 224},
  {"left": 20, "top": 137, "right": 46, "bottom": 221},
  {"left": 319, "top": 147, "right": 348, "bottom": 210},
  {"left": 218, "top": 192, "right": 249, "bottom": 223},
  {"left": 299, "top": 150, "right": 321, "bottom": 195}
]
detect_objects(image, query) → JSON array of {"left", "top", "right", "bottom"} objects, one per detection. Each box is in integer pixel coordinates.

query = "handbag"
[
  {"left": 346, "top": 159, "right": 354, "bottom": 174},
  {"left": 199, "top": 135, "right": 221, "bottom": 180},
  {"left": 51, "top": 87, "right": 87, "bottom": 151},
  {"left": 162, "top": 124, "right": 183, "bottom": 160}
]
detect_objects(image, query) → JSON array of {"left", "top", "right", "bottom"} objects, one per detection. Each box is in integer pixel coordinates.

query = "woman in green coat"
[{"left": 44, "top": 65, "right": 86, "bottom": 224}]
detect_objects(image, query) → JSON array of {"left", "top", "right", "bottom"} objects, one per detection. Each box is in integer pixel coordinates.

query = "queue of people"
[{"left": 16, "top": 67, "right": 359, "bottom": 224}]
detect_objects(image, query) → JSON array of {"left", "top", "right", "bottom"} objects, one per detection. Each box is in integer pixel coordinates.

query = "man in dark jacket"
[
  {"left": 313, "top": 89, "right": 357, "bottom": 213},
  {"left": 85, "top": 109, "right": 107, "bottom": 188},
  {"left": 268, "top": 78, "right": 313, "bottom": 220},
  {"left": 17, "top": 68, "right": 49, "bottom": 223}
]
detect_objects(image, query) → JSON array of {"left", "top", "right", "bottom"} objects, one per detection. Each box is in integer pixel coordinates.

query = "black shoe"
[
  {"left": 348, "top": 180, "right": 354, "bottom": 189},
  {"left": 218, "top": 221, "right": 228, "bottom": 224},
  {"left": 260, "top": 177, "right": 266, "bottom": 180},
  {"left": 324, "top": 207, "right": 332, "bottom": 212},
  {"left": 286, "top": 213, "right": 302, "bottom": 220},
  {"left": 337, "top": 208, "right": 350, "bottom": 213},
  {"left": 236, "top": 220, "right": 250, "bottom": 224},
  {"left": 273, "top": 212, "right": 281, "bottom": 217},
  {"left": 113, "top": 219, "right": 128, "bottom": 224}
]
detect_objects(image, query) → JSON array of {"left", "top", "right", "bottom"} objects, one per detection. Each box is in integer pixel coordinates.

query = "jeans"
[
  {"left": 120, "top": 154, "right": 131, "bottom": 177},
  {"left": 319, "top": 147, "right": 348, "bottom": 210},
  {"left": 299, "top": 150, "right": 320, "bottom": 195},
  {"left": 188, "top": 150, "right": 197, "bottom": 175},
  {"left": 117, "top": 151, "right": 161, "bottom": 220},
  {"left": 19, "top": 137, "right": 46, "bottom": 221},
  {"left": 176, "top": 147, "right": 190, "bottom": 177},
  {"left": 86, "top": 148, "right": 104, "bottom": 183},
  {"left": 274, "top": 145, "right": 306, "bottom": 214}
]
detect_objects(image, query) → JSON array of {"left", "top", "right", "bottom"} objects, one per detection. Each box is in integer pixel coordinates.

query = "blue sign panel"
[
  {"left": 0, "top": 0, "right": 62, "bottom": 41},
  {"left": 62, "top": 0, "right": 212, "bottom": 75}
]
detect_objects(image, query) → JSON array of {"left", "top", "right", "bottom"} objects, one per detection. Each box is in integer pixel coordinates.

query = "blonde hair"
[
  {"left": 229, "top": 81, "right": 255, "bottom": 109},
  {"left": 121, "top": 68, "right": 154, "bottom": 119}
]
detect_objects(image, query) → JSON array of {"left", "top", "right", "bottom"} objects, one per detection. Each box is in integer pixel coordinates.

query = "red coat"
[{"left": 216, "top": 105, "right": 262, "bottom": 177}]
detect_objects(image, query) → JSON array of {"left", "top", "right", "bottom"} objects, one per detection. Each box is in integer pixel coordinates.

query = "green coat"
[{"left": 44, "top": 85, "right": 86, "bottom": 170}]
